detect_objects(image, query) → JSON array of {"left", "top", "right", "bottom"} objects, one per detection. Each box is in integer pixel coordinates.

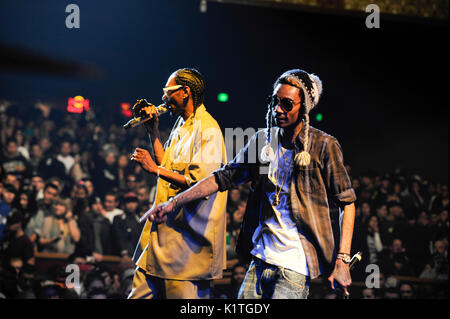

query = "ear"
[{"left": 182, "top": 86, "right": 191, "bottom": 99}]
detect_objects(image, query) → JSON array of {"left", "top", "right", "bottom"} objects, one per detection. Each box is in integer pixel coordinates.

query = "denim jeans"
[{"left": 238, "top": 258, "right": 309, "bottom": 299}]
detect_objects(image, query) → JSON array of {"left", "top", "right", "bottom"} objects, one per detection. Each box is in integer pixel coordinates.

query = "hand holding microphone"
[
  {"left": 332, "top": 252, "right": 362, "bottom": 299},
  {"left": 123, "top": 99, "right": 168, "bottom": 130}
]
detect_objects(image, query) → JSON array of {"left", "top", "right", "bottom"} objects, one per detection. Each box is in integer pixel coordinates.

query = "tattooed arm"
[
  {"left": 140, "top": 131, "right": 260, "bottom": 224},
  {"left": 140, "top": 175, "right": 219, "bottom": 223}
]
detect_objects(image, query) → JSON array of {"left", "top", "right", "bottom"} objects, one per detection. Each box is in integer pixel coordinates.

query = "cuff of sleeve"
[
  {"left": 213, "top": 171, "right": 229, "bottom": 192},
  {"left": 334, "top": 188, "right": 357, "bottom": 205}
]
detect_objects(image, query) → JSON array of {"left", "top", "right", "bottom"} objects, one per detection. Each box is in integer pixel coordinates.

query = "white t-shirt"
[
  {"left": 251, "top": 145, "right": 309, "bottom": 276},
  {"left": 105, "top": 208, "right": 123, "bottom": 224},
  {"left": 57, "top": 154, "right": 75, "bottom": 174}
]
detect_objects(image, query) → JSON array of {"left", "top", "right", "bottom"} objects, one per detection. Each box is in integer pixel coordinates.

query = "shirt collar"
[{"left": 181, "top": 104, "right": 206, "bottom": 126}]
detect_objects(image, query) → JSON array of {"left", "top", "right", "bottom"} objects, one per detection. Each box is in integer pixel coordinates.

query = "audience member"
[
  {"left": 112, "top": 192, "right": 143, "bottom": 261},
  {"left": 2, "top": 139, "right": 30, "bottom": 180},
  {"left": 36, "top": 151, "right": 66, "bottom": 182},
  {"left": 25, "top": 182, "right": 60, "bottom": 248},
  {"left": 93, "top": 150, "right": 119, "bottom": 198},
  {"left": 399, "top": 282, "right": 416, "bottom": 299},
  {"left": 14, "top": 189, "right": 38, "bottom": 230},
  {"left": 74, "top": 197, "right": 115, "bottom": 262},
  {"left": 56, "top": 140, "right": 75, "bottom": 175},
  {"left": 29, "top": 144, "right": 44, "bottom": 176},
  {"left": 366, "top": 215, "right": 384, "bottom": 264},
  {"left": 14, "top": 129, "right": 30, "bottom": 160},
  {"left": 70, "top": 150, "right": 95, "bottom": 182},
  {"left": 123, "top": 173, "right": 139, "bottom": 194},
  {"left": 103, "top": 192, "right": 123, "bottom": 224},
  {"left": 1, "top": 210, "right": 34, "bottom": 267},
  {"left": 379, "top": 238, "right": 415, "bottom": 277},
  {"left": 136, "top": 185, "right": 150, "bottom": 205},
  {"left": 419, "top": 239, "right": 449, "bottom": 280},
  {"left": 0, "top": 184, "right": 16, "bottom": 242},
  {"left": 41, "top": 200, "right": 80, "bottom": 254}
]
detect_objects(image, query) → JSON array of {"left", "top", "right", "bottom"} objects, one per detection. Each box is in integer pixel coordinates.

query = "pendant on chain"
[{"left": 273, "top": 194, "right": 280, "bottom": 206}]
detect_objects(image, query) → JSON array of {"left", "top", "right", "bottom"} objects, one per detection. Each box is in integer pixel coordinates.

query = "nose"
[
  {"left": 274, "top": 103, "right": 286, "bottom": 116},
  {"left": 275, "top": 103, "right": 284, "bottom": 113}
]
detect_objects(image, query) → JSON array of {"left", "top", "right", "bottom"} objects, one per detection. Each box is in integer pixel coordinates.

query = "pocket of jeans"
[{"left": 280, "top": 268, "right": 306, "bottom": 290}]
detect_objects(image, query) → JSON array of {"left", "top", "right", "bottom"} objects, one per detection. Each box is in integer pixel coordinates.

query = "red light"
[
  {"left": 67, "top": 96, "right": 89, "bottom": 113},
  {"left": 120, "top": 102, "right": 132, "bottom": 117}
]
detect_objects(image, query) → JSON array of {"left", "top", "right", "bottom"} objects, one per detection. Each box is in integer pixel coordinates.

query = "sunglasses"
[
  {"left": 163, "top": 85, "right": 184, "bottom": 96},
  {"left": 268, "top": 95, "right": 299, "bottom": 113}
]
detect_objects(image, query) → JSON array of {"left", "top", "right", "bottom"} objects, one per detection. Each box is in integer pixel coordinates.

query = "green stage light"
[
  {"left": 315, "top": 113, "right": 323, "bottom": 122},
  {"left": 217, "top": 93, "right": 229, "bottom": 102}
]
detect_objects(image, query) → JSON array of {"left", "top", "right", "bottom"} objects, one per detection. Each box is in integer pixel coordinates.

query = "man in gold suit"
[{"left": 128, "top": 68, "right": 227, "bottom": 299}]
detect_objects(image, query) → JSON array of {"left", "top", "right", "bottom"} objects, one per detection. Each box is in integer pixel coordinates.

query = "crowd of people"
[{"left": 0, "top": 103, "right": 448, "bottom": 299}]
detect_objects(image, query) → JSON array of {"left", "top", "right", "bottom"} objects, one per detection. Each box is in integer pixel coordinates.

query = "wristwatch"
[{"left": 337, "top": 253, "right": 351, "bottom": 264}]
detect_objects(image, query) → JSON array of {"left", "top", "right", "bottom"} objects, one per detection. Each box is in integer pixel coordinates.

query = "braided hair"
[{"left": 173, "top": 68, "right": 205, "bottom": 108}]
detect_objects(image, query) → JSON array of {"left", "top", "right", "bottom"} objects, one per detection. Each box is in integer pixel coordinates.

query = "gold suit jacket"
[{"left": 132, "top": 104, "right": 228, "bottom": 280}]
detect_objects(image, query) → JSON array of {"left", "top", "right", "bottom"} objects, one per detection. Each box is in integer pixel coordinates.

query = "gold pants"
[{"left": 127, "top": 267, "right": 211, "bottom": 299}]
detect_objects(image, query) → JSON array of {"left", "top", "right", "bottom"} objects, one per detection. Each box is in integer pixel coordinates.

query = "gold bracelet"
[
  {"left": 157, "top": 166, "right": 161, "bottom": 178},
  {"left": 336, "top": 253, "right": 351, "bottom": 264}
]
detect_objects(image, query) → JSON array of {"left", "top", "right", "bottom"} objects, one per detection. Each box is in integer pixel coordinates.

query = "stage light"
[
  {"left": 67, "top": 96, "right": 89, "bottom": 113},
  {"left": 315, "top": 113, "right": 323, "bottom": 122},
  {"left": 120, "top": 102, "right": 132, "bottom": 117},
  {"left": 217, "top": 93, "right": 229, "bottom": 102}
]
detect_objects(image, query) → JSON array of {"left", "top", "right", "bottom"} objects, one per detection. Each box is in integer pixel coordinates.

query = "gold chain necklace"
[{"left": 271, "top": 145, "right": 293, "bottom": 206}]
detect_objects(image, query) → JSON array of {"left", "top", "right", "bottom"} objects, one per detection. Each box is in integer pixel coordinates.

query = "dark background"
[{"left": 0, "top": 0, "right": 448, "bottom": 182}]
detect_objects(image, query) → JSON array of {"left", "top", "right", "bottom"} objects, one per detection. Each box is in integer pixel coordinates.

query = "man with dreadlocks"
[
  {"left": 128, "top": 68, "right": 227, "bottom": 299},
  {"left": 141, "top": 68, "right": 356, "bottom": 299}
]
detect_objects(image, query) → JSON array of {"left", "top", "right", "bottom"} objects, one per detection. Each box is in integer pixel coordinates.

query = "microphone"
[
  {"left": 348, "top": 251, "right": 362, "bottom": 270},
  {"left": 123, "top": 99, "right": 169, "bottom": 130}
]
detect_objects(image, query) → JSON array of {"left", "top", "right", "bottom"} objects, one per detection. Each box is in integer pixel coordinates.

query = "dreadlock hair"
[
  {"left": 261, "top": 69, "right": 323, "bottom": 166},
  {"left": 173, "top": 68, "right": 205, "bottom": 108}
]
